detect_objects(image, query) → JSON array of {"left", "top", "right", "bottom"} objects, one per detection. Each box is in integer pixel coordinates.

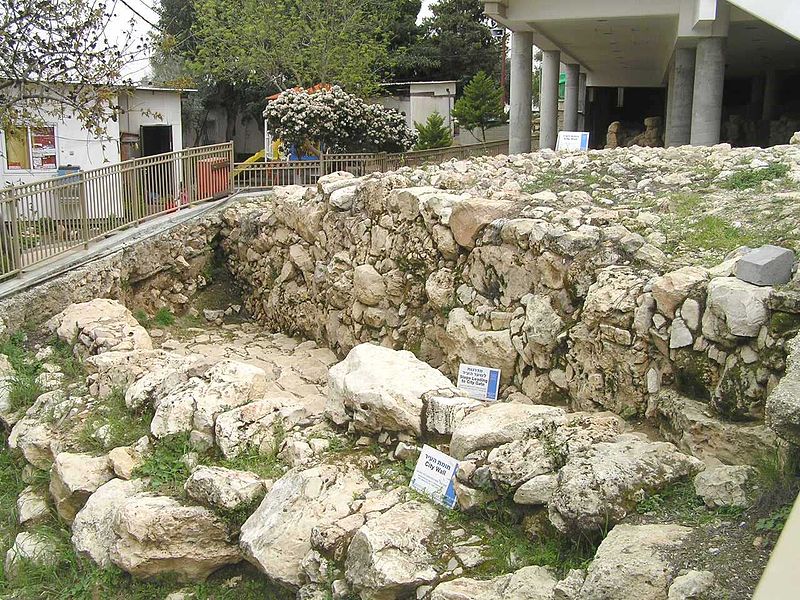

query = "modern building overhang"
[{"left": 485, "top": 0, "right": 800, "bottom": 88}]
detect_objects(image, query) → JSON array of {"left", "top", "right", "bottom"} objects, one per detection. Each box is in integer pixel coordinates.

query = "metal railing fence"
[
  {"left": 0, "top": 139, "right": 508, "bottom": 281},
  {"left": 0, "top": 142, "right": 233, "bottom": 280},
  {"left": 232, "top": 140, "right": 509, "bottom": 190}
]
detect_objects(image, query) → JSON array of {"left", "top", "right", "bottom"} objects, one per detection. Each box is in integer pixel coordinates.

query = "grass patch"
[
  {"left": 636, "top": 480, "right": 743, "bottom": 525},
  {"left": 0, "top": 522, "right": 288, "bottom": 599},
  {"left": 48, "top": 337, "right": 84, "bottom": 385},
  {"left": 669, "top": 192, "right": 703, "bottom": 218},
  {"left": 0, "top": 332, "right": 42, "bottom": 412},
  {"left": 443, "top": 498, "right": 596, "bottom": 578},
  {"left": 724, "top": 163, "right": 790, "bottom": 190},
  {"left": 78, "top": 388, "right": 153, "bottom": 452},
  {"left": 153, "top": 308, "right": 176, "bottom": 328},
  {"left": 134, "top": 433, "right": 192, "bottom": 495}
]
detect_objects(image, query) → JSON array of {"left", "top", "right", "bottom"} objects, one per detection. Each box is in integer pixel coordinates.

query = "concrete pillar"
[
  {"left": 539, "top": 50, "right": 561, "bottom": 150},
  {"left": 666, "top": 47, "right": 695, "bottom": 147},
  {"left": 578, "top": 72, "right": 587, "bottom": 131},
  {"left": 690, "top": 37, "right": 725, "bottom": 146},
  {"left": 763, "top": 70, "right": 778, "bottom": 122},
  {"left": 509, "top": 31, "right": 534, "bottom": 155},
  {"left": 564, "top": 63, "right": 580, "bottom": 131}
]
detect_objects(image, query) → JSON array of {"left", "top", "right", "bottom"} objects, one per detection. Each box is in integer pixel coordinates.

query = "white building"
[
  {"left": 486, "top": 0, "right": 800, "bottom": 152},
  {"left": 1, "top": 86, "right": 187, "bottom": 188},
  {"left": 376, "top": 80, "right": 510, "bottom": 146}
]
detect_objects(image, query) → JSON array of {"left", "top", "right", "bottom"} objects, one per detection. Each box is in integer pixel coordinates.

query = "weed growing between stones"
[
  {"left": 442, "top": 498, "right": 597, "bottom": 578},
  {"left": 48, "top": 336, "right": 84, "bottom": 386},
  {"left": 78, "top": 388, "right": 153, "bottom": 453},
  {"left": 135, "top": 433, "right": 192, "bottom": 495},
  {"left": 153, "top": 308, "right": 176, "bottom": 328},
  {"left": 636, "top": 479, "right": 746, "bottom": 525},
  {"left": 0, "top": 333, "right": 42, "bottom": 412},
  {"left": 724, "top": 163, "right": 790, "bottom": 190}
]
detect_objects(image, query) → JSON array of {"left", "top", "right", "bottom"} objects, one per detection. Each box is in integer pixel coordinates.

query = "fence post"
[
  {"left": 8, "top": 192, "right": 22, "bottom": 275},
  {"left": 78, "top": 171, "right": 89, "bottom": 249},
  {"left": 228, "top": 142, "right": 235, "bottom": 194}
]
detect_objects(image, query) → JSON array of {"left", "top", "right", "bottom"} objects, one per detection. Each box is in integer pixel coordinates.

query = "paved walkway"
[{"left": 0, "top": 193, "right": 251, "bottom": 300}]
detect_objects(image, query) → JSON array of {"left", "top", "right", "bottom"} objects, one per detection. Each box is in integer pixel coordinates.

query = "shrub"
[
  {"left": 263, "top": 86, "right": 417, "bottom": 153},
  {"left": 414, "top": 112, "right": 453, "bottom": 150}
]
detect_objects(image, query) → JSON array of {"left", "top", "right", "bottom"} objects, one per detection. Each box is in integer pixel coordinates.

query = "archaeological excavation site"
[{"left": 1, "top": 142, "right": 800, "bottom": 599}]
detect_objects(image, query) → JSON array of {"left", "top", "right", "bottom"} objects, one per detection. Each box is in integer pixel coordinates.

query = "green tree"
[
  {"left": 414, "top": 112, "right": 453, "bottom": 150},
  {"left": 408, "top": 0, "right": 502, "bottom": 84},
  {"left": 451, "top": 71, "right": 506, "bottom": 142}
]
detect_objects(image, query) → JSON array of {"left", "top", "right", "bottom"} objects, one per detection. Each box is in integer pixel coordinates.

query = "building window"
[{"left": 3, "top": 126, "right": 58, "bottom": 171}]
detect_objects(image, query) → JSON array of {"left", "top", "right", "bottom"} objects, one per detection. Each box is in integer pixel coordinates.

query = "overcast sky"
[{"left": 108, "top": 0, "right": 439, "bottom": 80}]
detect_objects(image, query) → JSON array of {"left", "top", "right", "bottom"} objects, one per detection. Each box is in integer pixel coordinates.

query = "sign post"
[
  {"left": 555, "top": 131, "right": 590, "bottom": 152},
  {"left": 457, "top": 363, "right": 501, "bottom": 401},
  {"left": 409, "top": 445, "right": 460, "bottom": 509}
]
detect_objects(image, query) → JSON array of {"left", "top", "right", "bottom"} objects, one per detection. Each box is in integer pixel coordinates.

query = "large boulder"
[
  {"left": 548, "top": 434, "right": 703, "bottom": 535},
  {"left": 46, "top": 298, "right": 152, "bottom": 355},
  {"left": 577, "top": 524, "right": 692, "bottom": 600},
  {"left": 693, "top": 465, "right": 757, "bottom": 509},
  {"left": 109, "top": 495, "right": 240, "bottom": 581},
  {"left": 214, "top": 398, "right": 285, "bottom": 459},
  {"left": 184, "top": 465, "right": 266, "bottom": 511},
  {"left": 701, "top": 278, "right": 771, "bottom": 341},
  {"left": 766, "top": 335, "right": 800, "bottom": 445},
  {"left": 326, "top": 344, "right": 458, "bottom": 436},
  {"left": 651, "top": 267, "right": 708, "bottom": 319},
  {"left": 4, "top": 532, "right": 57, "bottom": 580},
  {"left": 240, "top": 464, "right": 370, "bottom": 588},
  {"left": 449, "top": 198, "right": 515, "bottom": 249},
  {"left": 150, "top": 360, "right": 267, "bottom": 439},
  {"left": 49, "top": 452, "right": 114, "bottom": 523},
  {"left": 72, "top": 478, "right": 148, "bottom": 567},
  {"left": 449, "top": 403, "right": 565, "bottom": 460},
  {"left": 85, "top": 349, "right": 191, "bottom": 398},
  {"left": 444, "top": 309, "right": 517, "bottom": 384},
  {"left": 431, "top": 565, "right": 558, "bottom": 600},
  {"left": 345, "top": 501, "right": 441, "bottom": 600}
]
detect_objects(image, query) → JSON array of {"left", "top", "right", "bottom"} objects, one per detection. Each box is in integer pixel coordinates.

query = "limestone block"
[{"left": 734, "top": 245, "right": 796, "bottom": 286}]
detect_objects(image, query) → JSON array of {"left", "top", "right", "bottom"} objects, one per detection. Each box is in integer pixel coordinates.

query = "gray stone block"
[{"left": 734, "top": 245, "right": 796, "bottom": 287}]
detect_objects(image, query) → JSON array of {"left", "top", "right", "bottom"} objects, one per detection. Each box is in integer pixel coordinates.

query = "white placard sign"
[
  {"left": 457, "top": 363, "right": 501, "bottom": 401},
  {"left": 410, "top": 445, "right": 459, "bottom": 509},
  {"left": 556, "top": 131, "right": 590, "bottom": 152}
]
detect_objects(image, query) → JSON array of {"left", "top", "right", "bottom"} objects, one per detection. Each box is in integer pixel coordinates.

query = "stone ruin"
[{"left": 1, "top": 139, "right": 800, "bottom": 598}]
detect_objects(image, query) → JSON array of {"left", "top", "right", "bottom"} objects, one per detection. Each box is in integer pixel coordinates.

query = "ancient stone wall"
[
  {"left": 0, "top": 214, "right": 222, "bottom": 335},
  {"left": 220, "top": 146, "right": 800, "bottom": 455}
]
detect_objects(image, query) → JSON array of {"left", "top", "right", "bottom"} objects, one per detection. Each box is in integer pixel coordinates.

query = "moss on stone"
[
  {"left": 769, "top": 312, "right": 800, "bottom": 338},
  {"left": 673, "top": 350, "right": 717, "bottom": 402}
]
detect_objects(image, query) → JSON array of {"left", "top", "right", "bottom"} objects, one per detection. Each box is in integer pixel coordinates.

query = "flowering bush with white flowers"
[{"left": 264, "top": 86, "right": 417, "bottom": 153}]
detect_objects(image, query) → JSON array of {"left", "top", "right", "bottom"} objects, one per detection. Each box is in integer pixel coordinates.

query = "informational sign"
[
  {"left": 556, "top": 131, "right": 590, "bottom": 152},
  {"left": 410, "top": 445, "right": 459, "bottom": 509},
  {"left": 457, "top": 363, "right": 501, "bottom": 401}
]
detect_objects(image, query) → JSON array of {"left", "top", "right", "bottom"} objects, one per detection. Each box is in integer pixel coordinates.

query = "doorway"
[{"left": 140, "top": 125, "right": 173, "bottom": 157}]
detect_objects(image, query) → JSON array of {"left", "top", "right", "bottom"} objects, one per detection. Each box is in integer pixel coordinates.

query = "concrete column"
[
  {"left": 539, "top": 50, "right": 561, "bottom": 150},
  {"left": 578, "top": 72, "right": 587, "bottom": 131},
  {"left": 509, "top": 31, "right": 534, "bottom": 155},
  {"left": 666, "top": 47, "right": 695, "bottom": 147},
  {"left": 690, "top": 37, "right": 725, "bottom": 146},
  {"left": 564, "top": 63, "right": 580, "bottom": 131},
  {"left": 763, "top": 69, "right": 778, "bottom": 122}
]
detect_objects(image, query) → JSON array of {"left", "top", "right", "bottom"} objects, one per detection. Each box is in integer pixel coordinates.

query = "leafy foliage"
[
  {"left": 0, "top": 0, "right": 144, "bottom": 137},
  {"left": 263, "top": 86, "right": 417, "bottom": 152},
  {"left": 414, "top": 112, "right": 453, "bottom": 150},
  {"left": 452, "top": 71, "right": 506, "bottom": 142},
  {"left": 134, "top": 434, "right": 192, "bottom": 495},
  {"left": 78, "top": 388, "right": 153, "bottom": 453},
  {"left": 406, "top": 0, "right": 502, "bottom": 84}
]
